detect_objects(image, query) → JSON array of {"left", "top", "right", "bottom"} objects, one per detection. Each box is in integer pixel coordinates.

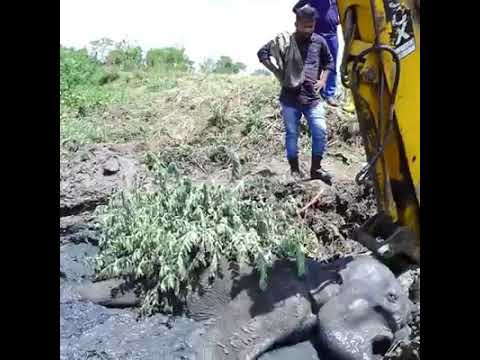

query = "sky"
[
  {"left": 60, "top": 0, "right": 344, "bottom": 72},
  {"left": 61, "top": 0, "right": 298, "bottom": 72}
]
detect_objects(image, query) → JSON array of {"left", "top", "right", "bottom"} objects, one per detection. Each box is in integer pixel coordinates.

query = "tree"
[
  {"left": 252, "top": 68, "right": 271, "bottom": 76},
  {"left": 213, "top": 56, "right": 246, "bottom": 74},
  {"left": 60, "top": 47, "right": 108, "bottom": 107},
  {"left": 89, "top": 38, "right": 115, "bottom": 62},
  {"left": 145, "top": 47, "right": 193, "bottom": 71},
  {"left": 105, "top": 42, "right": 143, "bottom": 70},
  {"left": 234, "top": 62, "right": 247, "bottom": 72}
]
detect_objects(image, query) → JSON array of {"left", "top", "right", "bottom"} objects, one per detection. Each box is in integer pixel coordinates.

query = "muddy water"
[{"left": 60, "top": 226, "right": 208, "bottom": 360}]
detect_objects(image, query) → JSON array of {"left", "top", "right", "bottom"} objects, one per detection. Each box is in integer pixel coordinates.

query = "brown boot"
[
  {"left": 288, "top": 158, "right": 304, "bottom": 180},
  {"left": 310, "top": 156, "right": 332, "bottom": 185}
]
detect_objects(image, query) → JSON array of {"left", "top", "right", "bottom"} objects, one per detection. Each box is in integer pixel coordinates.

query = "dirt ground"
[{"left": 60, "top": 101, "right": 420, "bottom": 359}]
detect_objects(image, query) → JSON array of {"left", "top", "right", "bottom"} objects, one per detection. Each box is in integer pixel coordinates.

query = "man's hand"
[
  {"left": 261, "top": 59, "right": 282, "bottom": 80},
  {"left": 314, "top": 79, "right": 326, "bottom": 93},
  {"left": 315, "top": 69, "right": 330, "bottom": 94}
]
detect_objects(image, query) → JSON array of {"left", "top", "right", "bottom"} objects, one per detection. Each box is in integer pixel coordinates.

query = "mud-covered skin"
[
  {"left": 317, "top": 258, "right": 412, "bottom": 360},
  {"left": 189, "top": 259, "right": 323, "bottom": 360},
  {"left": 186, "top": 258, "right": 341, "bottom": 321},
  {"left": 190, "top": 256, "right": 412, "bottom": 360},
  {"left": 258, "top": 341, "right": 319, "bottom": 360}
]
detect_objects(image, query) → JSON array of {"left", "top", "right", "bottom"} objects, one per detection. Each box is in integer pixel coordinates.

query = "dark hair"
[{"left": 295, "top": 4, "right": 318, "bottom": 21}]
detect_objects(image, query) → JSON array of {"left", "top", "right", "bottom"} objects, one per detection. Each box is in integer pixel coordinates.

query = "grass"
[
  {"left": 60, "top": 67, "right": 293, "bottom": 176},
  {"left": 60, "top": 67, "right": 189, "bottom": 153}
]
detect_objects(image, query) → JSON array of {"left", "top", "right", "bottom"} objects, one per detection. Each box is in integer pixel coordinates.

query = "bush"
[
  {"left": 98, "top": 70, "right": 120, "bottom": 85},
  {"left": 94, "top": 156, "right": 317, "bottom": 315},
  {"left": 145, "top": 47, "right": 193, "bottom": 71},
  {"left": 60, "top": 47, "right": 108, "bottom": 107},
  {"left": 60, "top": 47, "right": 105, "bottom": 88},
  {"left": 105, "top": 46, "right": 143, "bottom": 70},
  {"left": 213, "top": 56, "right": 246, "bottom": 74}
]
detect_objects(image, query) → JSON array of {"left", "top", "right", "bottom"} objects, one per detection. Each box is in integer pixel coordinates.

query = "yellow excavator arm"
[{"left": 336, "top": 0, "right": 420, "bottom": 264}]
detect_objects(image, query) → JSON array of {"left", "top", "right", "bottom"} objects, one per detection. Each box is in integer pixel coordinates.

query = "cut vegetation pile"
[{"left": 94, "top": 157, "right": 318, "bottom": 315}]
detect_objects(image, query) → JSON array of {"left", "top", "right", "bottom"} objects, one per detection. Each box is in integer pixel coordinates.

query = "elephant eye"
[{"left": 387, "top": 292, "right": 398, "bottom": 302}]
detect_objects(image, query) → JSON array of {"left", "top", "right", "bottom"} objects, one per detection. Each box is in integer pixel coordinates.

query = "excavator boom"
[{"left": 336, "top": 0, "right": 420, "bottom": 264}]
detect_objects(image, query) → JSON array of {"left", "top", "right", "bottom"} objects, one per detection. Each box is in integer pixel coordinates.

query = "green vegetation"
[
  {"left": 212, "top": 56, "right": 246, "bottom": 74},
  {"left": 60, "top": 41, "right": 255, "bottom": 152},
  {"left": 60, "top": 47, "right": 111, "bottom": 109},
  {"left": 95, "top": 157, "right": 317, "bottom": 315},
  {"left": 200, "top": 56, "right": 246, "bottom": 74},
  {"left": 106, "top": 46, "right": 142, "bottom": 70},
  {"left": 146, "top": 47, "right": 193, "bottom": 71}
]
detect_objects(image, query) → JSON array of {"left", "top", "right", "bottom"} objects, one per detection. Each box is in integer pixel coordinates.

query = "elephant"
[
  {"left": 77, "top": 256, "right": 413, "bottom": 360},
  {"left": 187, "top": 256, "right": 413, "bottom": 360}
]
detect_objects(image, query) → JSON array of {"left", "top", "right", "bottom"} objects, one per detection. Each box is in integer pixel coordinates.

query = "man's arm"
[
  {"left": 315, "top": 39, "right": 336, "bottom": 93},
  {"left": 257, "top": 41, "right": 282, "bottom": 79}
]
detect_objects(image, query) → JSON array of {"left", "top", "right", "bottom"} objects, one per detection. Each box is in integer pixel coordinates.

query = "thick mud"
[
  {"left": 60, "top": 222, "right": 206, "bottom": 360},
  {"left": 60, "top": 303, "right": 205, "bottom": 360},
  {"left": 60, "top": 144, "right": 143, "bottom": 217},
  {"left": 301, "top": 179, "right": 376, "bottom": 260},
  {"left": 239, "top": 174, "right": 376, "bottom": 261},
  {"left": 60, "top": 297, "right": 205, "bottom": 360}
]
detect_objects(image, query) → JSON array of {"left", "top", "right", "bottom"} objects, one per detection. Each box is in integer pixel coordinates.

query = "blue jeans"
[
  {"left": 281, "top": 102, "right": 327, "bottom": 160},
  {"left": 319, "top": 33, "right": 338, "bottom": 99}
]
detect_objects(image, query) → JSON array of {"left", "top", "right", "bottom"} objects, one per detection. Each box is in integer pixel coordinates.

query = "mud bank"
[{"left": 60, "top": 144, "right": 143, "bottom": 217}]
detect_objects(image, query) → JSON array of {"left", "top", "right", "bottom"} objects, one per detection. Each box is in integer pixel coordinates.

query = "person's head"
[{"left": 294, "top": 4, "right": 317, "bottom": 40}]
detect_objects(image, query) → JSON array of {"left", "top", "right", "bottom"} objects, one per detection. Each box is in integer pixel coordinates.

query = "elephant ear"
[
  {"left": 302, "top": 259, "right": 342, "bottom": 311},
  {"left": 309, "top": 283, "right": 341, "bottom": 310}
]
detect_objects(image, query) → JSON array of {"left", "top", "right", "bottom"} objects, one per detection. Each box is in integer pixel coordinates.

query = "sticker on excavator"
[{"left": 383, "top": 0, "right": 416, "bottom": 59}]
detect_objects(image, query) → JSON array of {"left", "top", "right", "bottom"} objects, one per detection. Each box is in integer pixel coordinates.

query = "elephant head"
[{"left": 316, "top": 257, "right": 413, "bottom": 360}]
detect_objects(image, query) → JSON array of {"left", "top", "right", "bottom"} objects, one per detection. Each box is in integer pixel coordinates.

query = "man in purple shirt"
[
  {"left": 257, "top": 5, "right": 334, "bottom": 184},
  {"left": 293, "top": 0, "right": 340, "bottom": 107}
]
